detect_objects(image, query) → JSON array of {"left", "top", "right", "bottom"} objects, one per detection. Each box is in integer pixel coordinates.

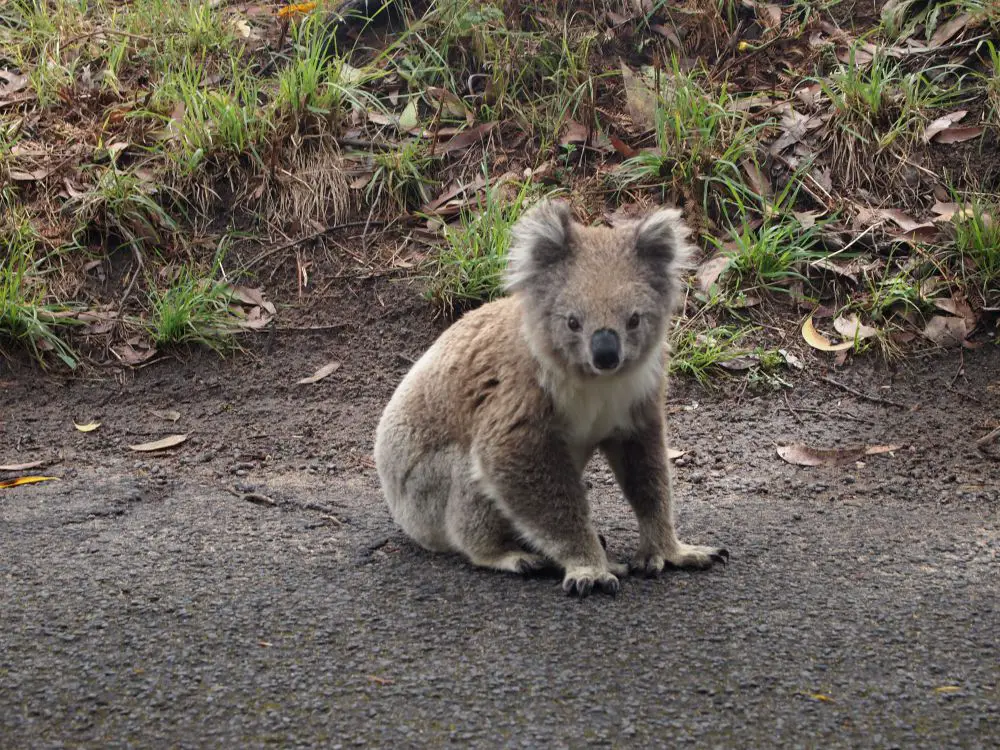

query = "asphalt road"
[{"left": 2, "top": 352, "right": 998, "bottom": 748}]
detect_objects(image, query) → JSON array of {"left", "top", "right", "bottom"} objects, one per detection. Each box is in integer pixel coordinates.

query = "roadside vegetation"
[{"left": 1, "top": 0, "right": 997, "bottom": 378}]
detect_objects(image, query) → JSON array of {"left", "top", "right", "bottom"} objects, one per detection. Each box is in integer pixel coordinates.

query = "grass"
[
  {"left": 951, "top": 198, "right": 1000, "bottom": 300},
  {"left": 146, "top": 264, "right": 241, "bottom": 351},
  {"left": 0, "top": 217, "right": 79, "bottom": 368},
  {"left": 427, "top": 178, "right": 541, "bottom": 314},
  {"left": 709, "top": 215, "right": 825, "bottom": 297},
  {"left": 614, "top": 58, "right": 761, "bottom": 207},
  {"left": 1, "top": 0, "right": 996, "bottom": 371}
]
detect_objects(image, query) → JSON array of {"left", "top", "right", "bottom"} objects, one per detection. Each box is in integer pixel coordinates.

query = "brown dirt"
[{"left": 4, "top": 270, "right": 998, "bottom": 512}]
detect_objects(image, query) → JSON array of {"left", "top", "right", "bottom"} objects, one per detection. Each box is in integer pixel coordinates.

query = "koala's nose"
[{"left": 590, "top": 329, "right": 621, "bottom": 370}]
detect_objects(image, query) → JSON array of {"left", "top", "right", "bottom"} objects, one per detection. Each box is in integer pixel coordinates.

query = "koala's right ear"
[{"left": 505, "top": 200, "right": 573, "bottom": 292}]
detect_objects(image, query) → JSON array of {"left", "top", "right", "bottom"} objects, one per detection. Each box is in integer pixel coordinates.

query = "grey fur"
[{"left": 374, "top": 200, "right": 727, "bottom": 597}]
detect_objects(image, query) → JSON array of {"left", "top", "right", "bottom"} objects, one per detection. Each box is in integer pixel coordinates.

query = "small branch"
[
  {"left": 821, "top": 376, "right": 910, "bottom": 409},
  {"left": 245, "top": 220, "right": 390, "bottom": 269},
  {"left": 976, "top": 426, "right": 1000, "bottom": 451}
]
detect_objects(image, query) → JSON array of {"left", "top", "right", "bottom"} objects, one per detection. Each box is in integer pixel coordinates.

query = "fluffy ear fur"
[
  {"left": 633, "top": 208, "right": 691, "bottom": 270},
  {"left": 505, "top": 200, "right": 574, "bottom": 292}
]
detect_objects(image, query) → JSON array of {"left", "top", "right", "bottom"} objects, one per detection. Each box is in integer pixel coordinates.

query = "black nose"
[{"left": 590, "top": 329, "right": 620, "bottom": 370}]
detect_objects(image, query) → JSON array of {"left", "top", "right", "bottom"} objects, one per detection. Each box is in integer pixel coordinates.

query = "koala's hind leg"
[
  {"left": 473, "top": 437, "right": 622, "bottom": 597},
  {"left": 601, "top": 417, "right": 729, "bottom": 577},
  {"left": 445, "top": 476, "right": 548, "bottom": 576}
]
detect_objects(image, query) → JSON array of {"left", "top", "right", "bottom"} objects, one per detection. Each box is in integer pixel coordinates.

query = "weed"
[
  {"left": 614, "top": 59, "right": 760, "bottom": 206},
  {"left": 427, "top": 178, "right": 539, "bottom": 314},
  {"left": 67, "top": 165, "right": 180, "bottom": 247},
  {"left": 366, "top": 140, "right": 437, "bottom": 213},
  {"left": 951, "top": 198, "right": 1000, "bottom": 300},
  {"left": 708, "top": 215, "right": 825, "bottom": 296},
  {"left": 146, "top": 264, "right": 241, "bottom": 351},
  {"left": 273, "top": 13, "right": 384, "bottom": 132},
  {"left": 0, "top": 217, "right": 79, "bottom": 368}
]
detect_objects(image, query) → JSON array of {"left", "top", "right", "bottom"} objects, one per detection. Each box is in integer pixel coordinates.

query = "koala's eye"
[
  {"left": 627, "top": 312, "right": 641, "bottom": 330},
  {"left": 567, "top": 315, "right": 581, "bottom": 332}
]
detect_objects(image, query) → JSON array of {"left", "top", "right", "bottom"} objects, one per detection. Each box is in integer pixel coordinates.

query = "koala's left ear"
[{"left": 634, "top": 208, "right": 692, "bottom": 270}]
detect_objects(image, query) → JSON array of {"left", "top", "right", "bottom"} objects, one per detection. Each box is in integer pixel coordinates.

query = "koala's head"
[{"left": 506, "top": 200, "right": 690, "bottom": 378}]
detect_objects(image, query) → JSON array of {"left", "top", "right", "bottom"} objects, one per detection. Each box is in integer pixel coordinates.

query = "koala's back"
[{"left": 383, "top": 296, "right": 545, "bottom": 443}]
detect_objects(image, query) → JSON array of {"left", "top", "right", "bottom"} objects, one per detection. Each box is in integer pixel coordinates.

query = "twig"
[
  {"left": 783, "top": 392, "right": 804, "bottom": 426},
  {"left": 976, "top": 426, "right": 1000, "bottom": 450},
  {"left": 821, "top": 376, "right": 909, "bottom": 409},
  {"left": 274, "top": 323, "right": 351, "bottom": 332},
  {"left": 117, "top": 245, "right": 145, "bottom": 314},
  {"left": 245, "top": 220, "right": 390, "bottom": 269},
  {"left": 778, "top": 404, "right": 875, "bottom": 425}
]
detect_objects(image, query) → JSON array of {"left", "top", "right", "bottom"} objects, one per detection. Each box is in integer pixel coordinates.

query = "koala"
[{"left": 374, "top": 200, "right": 727, "bottom": 596}]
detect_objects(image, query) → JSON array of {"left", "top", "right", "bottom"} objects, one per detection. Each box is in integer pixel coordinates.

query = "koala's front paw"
[
  {"left": 631, "top": 542, "right": 728, "bottom": 577},
  {"left": 562, "top": 565, "right": 620, "bottom": 597}
]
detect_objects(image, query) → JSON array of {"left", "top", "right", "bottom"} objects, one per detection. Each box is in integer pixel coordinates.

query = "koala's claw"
[
  {"left": 632, "top": 542, "right": 729, "bottom": 576},
  {"left": 562, "top": 568, "right": 620, "bottom": 598}
]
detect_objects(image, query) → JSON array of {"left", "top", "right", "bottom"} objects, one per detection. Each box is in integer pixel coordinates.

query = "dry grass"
[{"left": 1, "top": 0, "right": 997, "bottom": 370}]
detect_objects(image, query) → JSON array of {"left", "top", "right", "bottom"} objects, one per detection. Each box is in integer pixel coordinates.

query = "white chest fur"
[{"left": 544, "top": 356, "right": 662, "bottom": 459}]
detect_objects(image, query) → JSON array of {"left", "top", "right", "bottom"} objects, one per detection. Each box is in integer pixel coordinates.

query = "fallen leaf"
[
  {"left": 74, "top": 421, "right": 101, "bottom": 432},
  {"left": 934, "top": 686, "right": 961, "bottom": 694},
  {"left": 806, "top": 693, "right": 834, "bottom": 702},
  {"left": 0, "top": 476, "right": 59, "bottom": 489},
  {"left": 933, "top": 296, "right": 976, "bottom": 323},
  {"left": 833, "top": 314, "right": 879, "bottom": 341},
  {"left": 793, "top": 210, "right": 821, "bottom": 229},
  {"left": 802, "top": 314, "right": 853, "bottom": 351},
  {"left": 230, "top": 286, "right": 276, "bottom": 315},
  {"left": 129, "top": 434, "right": 188, "bottom": 452},
  {"left": 718, "top": 354, "right": 760, "bottom": 371},
  {"left": 620, "top": 61, "right": 657, "bottom": 130},
  {"left": 667, "top": 448, "right": 686, "bottom": 460},
  {"left": 777, "top": 443, "right": 902, "bottom": 467},
  {"left": 150, "top": 409, "right": 181, "bottom": 422},
  {"left": 608, "top": 134, "right": 638, "bottom": 158},
  {"left": 928, "top": 12, "right": 971, "bottom": 49},
  {"left": 778, "top": 349, "right": 804, "bottom": 370},
  {"left": 0, "top": 69, "right": 28, "bottom": 96},
  {"left": 9, "top": 167, "right": 54, "bottom": 182},
  {"left": 112, "top": 339, "right": 157, "bottom": 365},
  {"left": 297, "top": 361, "right": 341, "bottom": 385},
  {"left": 930, "top": 201, "right": 959, "bottom": 222},
  {"left": 0, "top": 460, "right": 44, "bottom": 471},
  {"left": 930, "top": 126, "right": 984, "bottom": 144},
  {"left": 438, "top": 122, "right": 497, "bottom": 155},
  {"left": 696, "top": 255, "right": 730, "bottom": 293},
  {"left": 922, "top": 110, "right": 967, "bottom": 143},
  {"left": 880, "top": 208, "right": 924, "bottom": 233},
  {"left": 398, "top": 99, "right": 419, "bottom": 132},
  {"left": 922, "top": 316, "right": 970, "bottom": 347},
  {"left": 277, "top": 1, "right": 317, "bottom": 19}
]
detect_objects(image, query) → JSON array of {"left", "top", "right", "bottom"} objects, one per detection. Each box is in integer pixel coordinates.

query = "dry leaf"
[
  {"left": 802, "top": 315, "right": 854, "bottom": 351},
  {"left": 934, "top": 686, "right": 961, "bottom": 694},
  {"left": 777, "top": 443, "right": 902, "bottom": 467},
  {"left": 398, "top": 99, "right": 419, "bottom": 132},
  {"left": 151, "top": 409, "right": 181, "bottom": 422},
  {"left": 608, "top": 134, "right": 638, "bottom": 158},
  {"left": 922, "top": 316, "right": 970, "bottom": 347},
  {"left": 922, "top": 110, "right": 967, "bottom": 142},
  {"left": 833, "top": 314, "right": 879, "bottom": 341},
  {"left": 0, "top": 69, "right": 29, "bottom": 97},
  {"left": 933, "top": 296, "right": 975, "bottom": 323},
  {"left": 230, "top": 286, "right": 276, "bottom": 315},
  {"left": 779, "top": 349, "right": 804, "bottom": 370},
  {"left": 297, "top": 361, "right": 341, "bottom": 385},
  {"left": 620, "top": 61, "right": 657, "bottom": 130},
  {"left": 667, "top": 448, "right": 686, "bottom": 460},
  {"left": 0, "top": 460, "right": 44, "bottom": 471},
  {"left": 931, "top": 126, "right": 984, "bottom": 145},
  {"left": 0, "top": 476, "right": 59, "bottom": 489},
  {"left": 129, "top": 434, "right": 188, "bottom": 452},
  {"left": 438, "top": 122, "right": 497, "bottom": 154},
  {"left": 928, "top": 12, "right": 971, "bottom": 48},
  {"left": 697, "top": 256, "right": 730, "bottom": 293},
  {"left": 74, "top": 421, "right": 101, "bottom": 432}
]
